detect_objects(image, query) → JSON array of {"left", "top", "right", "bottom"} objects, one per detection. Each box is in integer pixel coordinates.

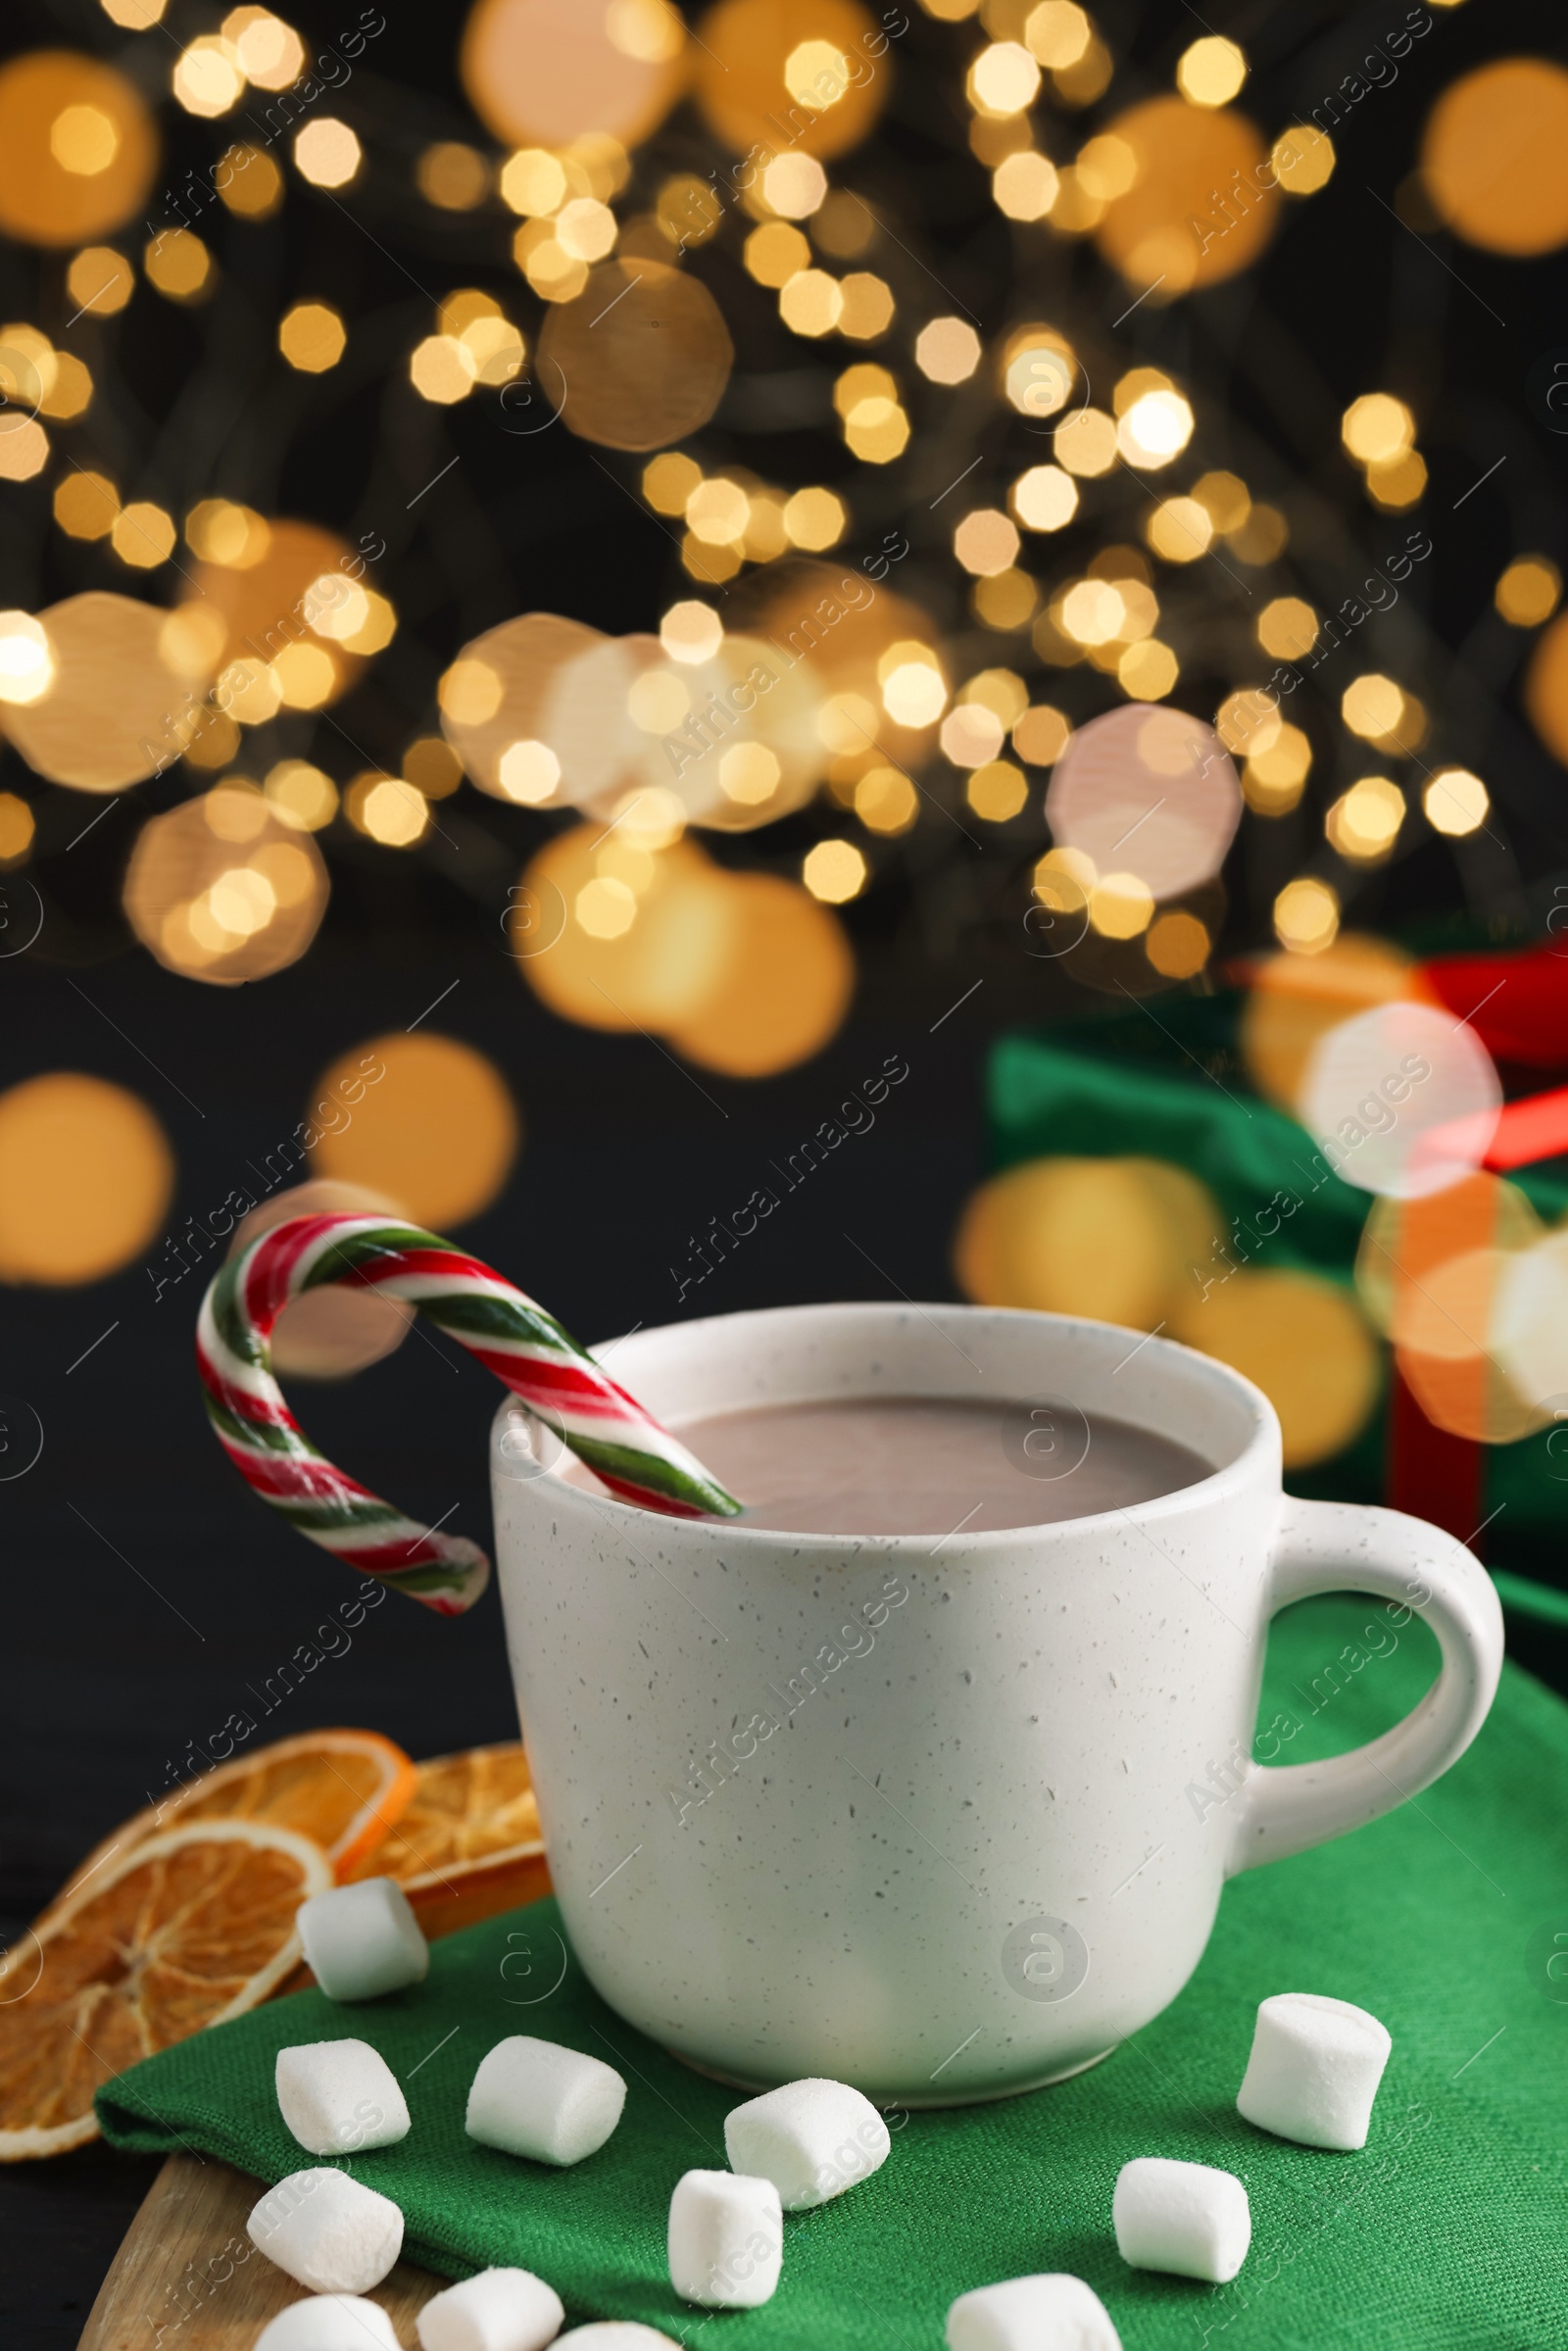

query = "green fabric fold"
[{"left": 98, "top": 1599, "right": 1568, "bottom": 2347}]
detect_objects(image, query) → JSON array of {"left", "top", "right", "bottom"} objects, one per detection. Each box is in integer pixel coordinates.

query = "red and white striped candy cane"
[{"left": 197, "top": 1212, "right": 741, "bottom": 1615}]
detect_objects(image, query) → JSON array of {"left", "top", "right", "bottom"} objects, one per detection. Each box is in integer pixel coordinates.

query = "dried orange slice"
[
  {"left": 50, "top": 1730, "right": 416, "bottom": 1912},
  {"left": 0, "top": 1819, "right": 330, "bottom": 2160},
  {"left": 346, "top": 1741, "right": 549, "bottom": 1937}
]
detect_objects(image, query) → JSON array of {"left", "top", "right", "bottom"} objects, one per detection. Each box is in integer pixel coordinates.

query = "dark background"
[{"left": 3, "top": 0, "right": 1568, "bottom": 2339}]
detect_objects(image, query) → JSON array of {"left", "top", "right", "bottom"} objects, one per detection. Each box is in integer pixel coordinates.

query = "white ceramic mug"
[{"left": 491, "top": 1302, "right": 1502, "bottom": 2107}]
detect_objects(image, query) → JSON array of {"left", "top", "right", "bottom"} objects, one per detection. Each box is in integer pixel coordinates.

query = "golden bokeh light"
[
  {"left": 462, "top": 0, "right": 685, "bottom": 149},
  {"left": 539, "top": 259, "right": 732, "bottom": 451},
  {"left": 279, "top": 302, "right": 346, "bottom": 371},
  {"left": 1, "top": 592, "right": 215, "bottom": 790},
  {"left": 218, "top": 143, "right": 284, "bottom": 220},
  {"left": 954, "top": 509, "right": 1020, "bottom": 576},
  {"left": 265, "top": 759, "right": 338, "bottom": 831},
  {"left": 1525, "top": 610, "right": 1568, "bottom": 766},
  {"left": 109, "top": 501, "right": 176, "bottom": 569},
  {"left": 1257, "top": 597, "right": 1318, "bottom": 661},
  {"left": 1495, "top": 557, "right": 1560, "bottom": 627},
  {"left": 1326, "top": 774, "right": 1404, "bottom": 865},
  {"left": 969, "top": 40, "right": 1041, "bottom": 117},
  {"left": 144, "top": 226, "right": 213, "bottom": 301},
  {"left": 1424, "top": 766, "right": 1490, "bottom": 839},
  {"left": 404, "top": 736, "right": 464, "bottom": 799},
  {"left": 293, "top": 120, "right": 362, "bottom": 189},
  {"left": 1272, "top": 874, "right": 1340, "bottom": 955},
  {"left": 693, "top": 0, "right": 887, "bottom": 162},
  {"left": 193, "top": 517, "right": 367, "bottom": 705},
  {"left": 0, "top": 416, "right": 50, "bottom": 482},
  {"left": 1013, "top": 705, "right": 1070, "bottom": 765},
  {"left": 224, "top": 10, "right": 306, "bottom": 91},
  {"left": 1095, "top": 95, "right": 1276, "bottom": 293},
  {"left": 417, "top": 142, "right": 490, "bottom": 210},
  {"left": 0, "top": 792, "right": 33, "bottom": 868},
  {"left": 854, "top": 764, "right": 917, "bottom": 833},
  {"left": 123, "top": 784, "right": 330, "bottom": 984},
  {"left": 1243, "top": 720, "right": 1311, "bottom": 815},
  {"left": 0, "top": 1073, "right": 173, "bottom": 1287},
  {"left": 1341, "top": 391, "right": 1414, "bottom": 465},
  {"left": 1271, "top": 123, "right": 1335, "bottom": 194},
  {"left": 914, "top": 316, "right": 982, "bottom": 384},
  {"left": 346, "top": 772, "right": 430, "bottom": 847},
  {"left": 518, "top": 824, "right": 736, "bottom": 1032},
  {"left": 803, "top": 838, "right": 866, "bottom": 902},
  {"left": 185, "top": 499, "right": 270, "bottom": 567},
  {"left": 1176, "top": 36, "right": 1246, "bottom": 108},
  {"left": 1146, "top": 909, "right": 1209, "bottom": 979},
  {"left": 1422, "top": 59, "right": 1568, "bottom": 255},
  {"left": 992, "top": 150, "right": 1058, "bottom": 220},
  {"left": 967, "top": 760, "right": 1028, "bottom": 822},
  {"left": 0, "top": 53, "right": 157, "bottom": 247},
  {"left": 1361, "top": 1177, "right": 1548, "bottom": 1445},
  {"left": 665, "top": 871, "right": 855, "bottom": 1076},
  {"left": 956, "top": 1153, "right": 1220, "bottom": 1331},
  {"left": 172, "top": 36, "right": 243, "bottom": 119},
  {"left": 311, "top": 1033, "right": 519, "bottom": 1232},
  {"left": 438, "top": 612, "right": 605, "bottom": 804},
  {"left": 1171, "top": 1268, "right": 1379, "bottom": 1468},
  {"left": 66, "top": 245, "right": 132, "bottom": 316},
  {"left": 1341, "top": 671, "right": 1412, "bottom": 748}
]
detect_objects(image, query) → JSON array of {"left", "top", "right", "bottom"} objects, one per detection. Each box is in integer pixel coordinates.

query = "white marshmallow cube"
[
  {"left": 466, "top": 2035, "right": 626, "bottom": 2167},
  {"left": 722, "top": 2077, "right": 890, "bottom": 2210},
  {"left": 1113, "top": 2157, "right": 1251, "bottom": 2284},
  {"left": 296, "top": 1879, "right": 429, "bottom": 2002},
  {"left": 417, "top": 2266, "right": 565, "bottom": 2351},
  {"left": 556, "top": 2331, "right": 683, "bottom": 2348},
  {"left": 947, "top": 2273, "right": 1122, "bottom": 2351},
  {"left": 248, "top": 2167, "right": 405, "bottom": 2294},
  {"left": 1236, "top": 1991, "right": 1393, "bottom": 2151},
  {"left": 275, "top": 2039, "right": 411, "bottom": 2157},
  {"left": 668, "top": 2168, "right": 782, "bottom": 2309},
  {"left": 256, "top": 2296, "right": 402, "bottom": 2351}
]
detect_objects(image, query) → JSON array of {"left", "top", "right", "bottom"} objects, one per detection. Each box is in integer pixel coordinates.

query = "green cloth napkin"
[{"left": 99, "top": 1597, "right": 1567, "bottom": 2349}]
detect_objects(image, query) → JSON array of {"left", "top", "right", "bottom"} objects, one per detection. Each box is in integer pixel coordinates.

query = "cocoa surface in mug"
[{"left": 659, "top": 1396, "right": 1213, "bottom": 1536}]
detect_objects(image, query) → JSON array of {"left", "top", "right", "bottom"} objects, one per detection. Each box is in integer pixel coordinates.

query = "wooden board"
[{"left": 79, "top": 2154, "right": 444, "bottom": 2348}]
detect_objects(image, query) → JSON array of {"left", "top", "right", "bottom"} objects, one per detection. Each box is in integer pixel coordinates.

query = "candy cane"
[{"left": 197, "top": 1212, "right": 741, "bottom": 1615}]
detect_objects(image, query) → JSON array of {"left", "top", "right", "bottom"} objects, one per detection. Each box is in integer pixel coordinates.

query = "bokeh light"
[
  {"left": 122, "top": 783, "right": 330, "bottom": 984},
  {"left": 0, "top": 1073, "right": 172, "bottom": 1285},
  {"left": 1, "top": 592, "right": 215, "bottom": 791},
  {"left": 692, "top": 0, "right": 887, "bottom": 162},
  {"left": 663, "top": 872, "right": 855, "bottom": 1077},
  {"left": 1045, "top": 705, "right": 1241, "bottom": 901},
  {"left": 955, "top": 1153, "right": 1220, "bottom": 1330},
  {"left": 439, "top": 612, "right": 605, "bottom": 804},
  {"left": 1298, "top": 1000, "right": 1501, "bottom": 1200},
  {"left": 0, "top": 53, "right": 157, "bottom": 246},
  {"left": 1171, "top": 1268, "right": 1380, "bottom": 1469},
  {"left": 1094, "top": 95, "right": 1276, "bottom": 293},
  {"left": 1241, "top": 936, "right": 1433, "bottom": 1115},
  {"left": 462, "top": 0, "right": 685, "bottom": 149},
  {"left": 539, "top": 260, "right": 733, "bottom": 451},
  {"left": 310, "top": 1034, "right": 519, "bottom": 1231},
  {"left": 1422, "top": 59, "right": 1568, "bottom": 255}
]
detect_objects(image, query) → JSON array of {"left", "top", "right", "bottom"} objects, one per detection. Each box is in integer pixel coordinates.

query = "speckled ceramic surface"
[{"left": 490, "top": 1304, "right": 1502, "bottom": 2106}]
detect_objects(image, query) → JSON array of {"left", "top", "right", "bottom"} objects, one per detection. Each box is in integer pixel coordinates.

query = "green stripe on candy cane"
[{"left": 197, "top": 1211, "right": 743, "bottom": 1617}]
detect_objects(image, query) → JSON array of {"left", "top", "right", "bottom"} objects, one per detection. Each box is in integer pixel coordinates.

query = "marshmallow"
[
  {"left": 296, "top": 1880, "right": 429, "bottom": 2002},
  {"left": 1236, "top": 1991, "right": 1393, "bottom": 2152},
  {"left": 248, "top": 2168, "right": 405, "bottom": 2294},
  {"left": 275, "top": 2040, "right": 411, "bottom": 2157},
  {"left": 466, "top": 2035, "right": 626, "bottom": 2167},
  {"left": 722, "top": 2078, "right": 890, "bottom": 2210},
  {"left": 255, "top": 2297, "right": 401, "bottom": 2351},
  {"left": 668, "top": 2169, "right": 783, "bottom": 2309},
  {"left": 947, "top": 2274, "right": 1122, "bottom": 2351},
  {"left": 417, "top": 2266, "right": 565, "bottom": 2351},
  {"left": 556, "top": 2333, "right": 682, "bottom": 2348},
  {"left": 1112, "top": 2157, "right": 1250, "bottom": 2284}
]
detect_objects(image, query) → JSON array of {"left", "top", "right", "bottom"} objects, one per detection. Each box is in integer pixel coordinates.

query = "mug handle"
[{"left": 1226, "top": 1495, "right": 1505, "bottom": 1877}]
